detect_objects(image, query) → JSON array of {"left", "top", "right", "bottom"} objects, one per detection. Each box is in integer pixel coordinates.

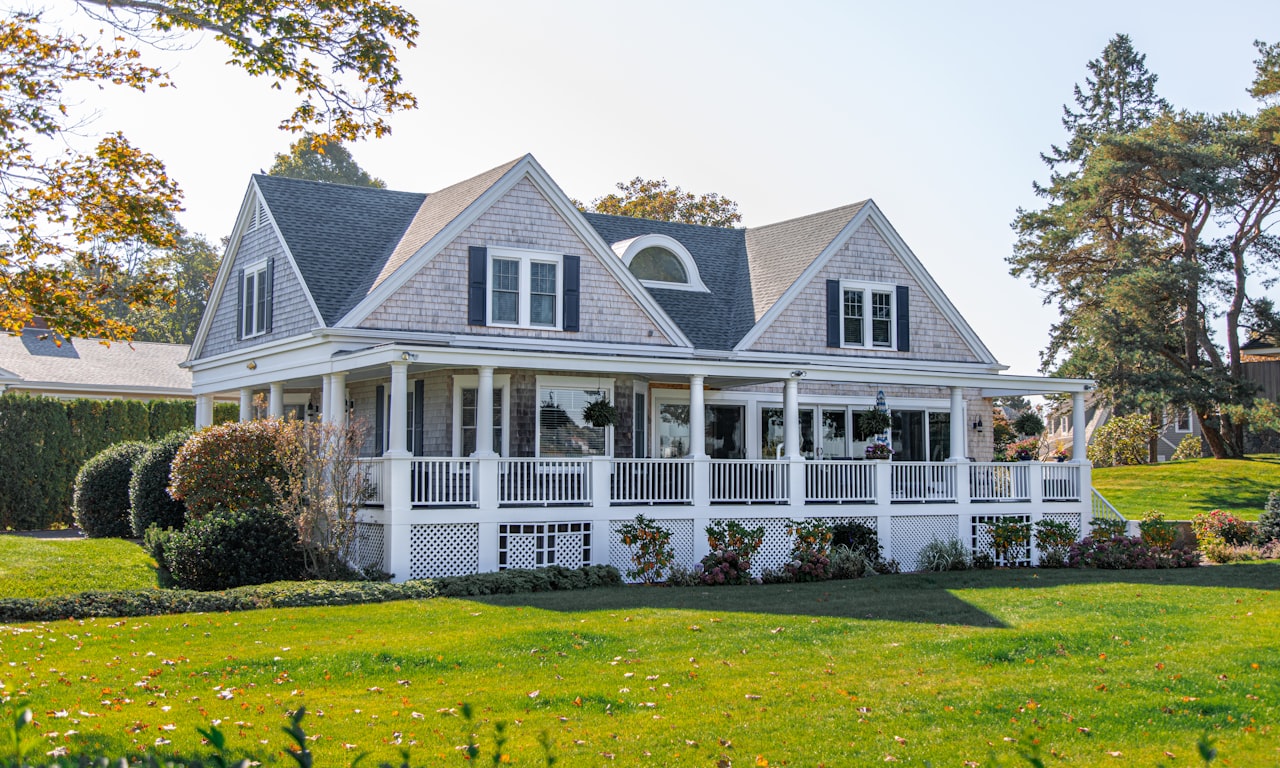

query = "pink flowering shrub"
[
  {"left": 1067, "top": 536, "right": 1200, "bottom": 569},
  {"left": 782, "top": 518, "right": 834, "bottom": 582},
  {"left": 699, "top": 520, "right": 764, "bottom": 586},
  {"left": 1191, "top": 509, "right": 1253, "bottom": 547}
]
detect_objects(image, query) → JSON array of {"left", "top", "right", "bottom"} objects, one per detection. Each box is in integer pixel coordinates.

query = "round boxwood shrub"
[
  {"left": 164, "top": 507, "right": 305, "bottom": 591},
  {"left": 169, "top": 420, "right": 286, "bottom": 519},
  {"left": 129, "top": 429, "right": 193, "bottom": 537},
  {"left": 73, "top": 441, "right": 151, "bottom": 538}
]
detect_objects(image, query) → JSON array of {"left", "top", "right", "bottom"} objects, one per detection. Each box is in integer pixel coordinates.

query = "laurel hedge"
[
  {"left": 129, "top": 430, "right": 193, "bottom": 536},
  {"left": 0, "top": 393, "right": 237, "bottom": 530}
]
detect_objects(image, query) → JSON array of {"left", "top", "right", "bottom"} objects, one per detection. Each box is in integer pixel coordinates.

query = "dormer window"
[{"left": 611, "top": 234, "right": 709, "bottom": 292}]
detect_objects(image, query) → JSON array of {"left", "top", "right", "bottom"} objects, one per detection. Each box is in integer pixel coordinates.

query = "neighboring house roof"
[
  {"left": 0, "top": 329, "right": 192, "bottom": 398},
  {"left": 1241, "top": 335, "right": 1280, "bottom": 356},
  {"left": 582, "top": 213, "right": 756, "bottom": 350}
]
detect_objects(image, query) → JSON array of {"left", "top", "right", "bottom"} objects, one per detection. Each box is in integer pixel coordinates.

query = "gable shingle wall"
[
  {"left": 359, "top": 179, "right": 674, "bottom": 345},
  {"left": 747, "top": 222, "right": 981, "bottom": 363},
  {"left": 198, "top": 226, "right": 318, "bottom": 359}
]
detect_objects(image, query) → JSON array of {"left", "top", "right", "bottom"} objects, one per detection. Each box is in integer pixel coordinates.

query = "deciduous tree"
[
  {"left": 269, "top": 133, "right": 386, "bottom": 188},
  {"left": 582, "top": 178, "right": 742, "bottom": 227}
]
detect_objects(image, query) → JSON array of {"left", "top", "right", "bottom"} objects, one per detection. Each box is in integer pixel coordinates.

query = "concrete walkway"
[{"left": 0, "top": 528, "right": 85, "bottom": 540}]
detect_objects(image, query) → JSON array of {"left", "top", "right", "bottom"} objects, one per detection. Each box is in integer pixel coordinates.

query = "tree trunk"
[{"left": 1198, "top": 410, "right": 1244, "bottom": 459}]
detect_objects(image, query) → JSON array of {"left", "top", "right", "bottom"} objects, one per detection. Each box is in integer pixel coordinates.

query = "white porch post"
[
  {"left": 689, "top": 374, "right": 710, "bottom": 510},
  {"left": 948, "top": 387, "right": 967, "bottom": 461},
  {"left": 320, "top": 375, "right": 332, "bottom": 423},
  {"left": 784, "top": 376, "right": 805, "bottom": 509},
  {"left": 473, "top": 366, "right": 500, "bottom": 568},
  {"left": 384, "top": 360, "right": 413, "bottom": 581},
  {"left": 195, "top": 394, "right": 214, "bottom": 429},
  {"left": 1071, "top": 391, "right": 1088, "bottom": 463},
  {"left": 474, "top": 366, "right": 497, "bottom": 457},
  {"left": 269, "top": 382, "right": 284, "bottom": 419},
  {"left": 947, "top": 387, "right": 972, "bottom": 543},
  {"left": 239, "top": 388, "right": 254, "bottom": 422},
  {"left": 329, "top": 372, "right": 347, "bottom": 429}
]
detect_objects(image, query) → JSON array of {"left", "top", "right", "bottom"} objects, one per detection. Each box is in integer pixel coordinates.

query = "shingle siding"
[
  {"left": 360, "top": 179, "right": 674, "bottom": 346},
  {"left": 747, "top": 222, "right": 981, "bottom": 363},
  {"left": 197, "top": 225, "right": 319, "bottom": 359}
]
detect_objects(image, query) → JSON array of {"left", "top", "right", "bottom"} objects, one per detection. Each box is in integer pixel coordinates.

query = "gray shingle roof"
[
  {"left": 744, "top": 202, "right": 867, "bottom": 321},
  {"left": 0, "top": 329, "right": 191, "bottom": 394},
  {"left": 252, "top": 174, "right": 426, "bottom": 324}
]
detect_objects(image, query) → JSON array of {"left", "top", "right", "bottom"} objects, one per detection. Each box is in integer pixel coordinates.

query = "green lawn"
[
  {"left": 0, "top": 535, "right": 158, "bottom": 598},
  {"left": 1092, "top": 456, "right": 1280, "bottom": 521},
  {"left": 2, "top": 566, "right": 1278, "bottom": 766}
]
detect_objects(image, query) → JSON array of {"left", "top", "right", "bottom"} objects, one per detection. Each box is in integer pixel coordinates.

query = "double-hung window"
[
  {"left": 241, "top": 262, "right": 270, "bottom": 338},
  {"left": 488, "top": 248, "right": 562, "bottom": 329},
  {"left": 841, "top": 282, "right": 895, "bottom": 350}
]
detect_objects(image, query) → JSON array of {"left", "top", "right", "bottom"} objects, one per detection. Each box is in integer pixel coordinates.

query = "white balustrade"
[
  {"left": 805, "top": 460, "right": 876, "bottom": 503},
  {"left": 709, "top": 459, "right": 789, "bottom": 504},
  {"left": 968, "top": 462, "right": 1031, "bottom": 502},
  {"left": 409, "top": 458, "right": 476, "bottom": 506},
  {"left": 610, "top": 459, "right": 693, "bottom": 505},
  {"left": 1042, "top": 463, "right": 1081, "bottom": 501},
  {"left": 355, "top": 458, "right": 384, "bottom": 505},
  {"left": 890, "top": 462, "right": 957, "bottom": 503},
  {"left": 498, "top": 458, "right": 593, "bottom": 506}
]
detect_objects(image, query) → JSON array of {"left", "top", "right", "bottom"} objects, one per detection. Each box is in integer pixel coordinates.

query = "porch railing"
[
  {"left": 709, "top": 459, "right": 789, "bottom": 504},
  {"left": 1042, "top": 463, "right": 1081, "bottom": 501},
  {"left": 498, "top": 458, "right": 593, "bottom": 506},
  {"left": 410, "top": 458, "right": 476, "bottom": 507},
  {"left": 891, "top": 461, "right": 957, "bottom": 503},
  {"left": 611, "top": 459, "right": 693, "bottom": 505},
  {"left": 805, "top": 460, "right": 876, "bottom": 504},
  {"left": 1091, "top": 488, "right": 1126, "bottom": 523},
  {"left": 356, "top": 457, "right": 384, "bottom": 505},
  {"left": 969, "top": 462, "right": 1030, "bottom": 502}
]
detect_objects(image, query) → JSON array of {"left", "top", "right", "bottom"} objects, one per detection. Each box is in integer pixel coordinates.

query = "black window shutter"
[
  {"left": 236, "top": 269, "right": 245, "bottom": 340},
  {"left": 825, "top": 280, "right": 841, "bottom": 348},
  {"left": 468, "top": 246, "right": 488, "bottom": 325},
  {"left": 563, "top": 254, "right": 580, "bottom": 332},
  {"left": 264, "top": 257, "right": 275, "bottom": 334},
  {"left": 413, "top": 379, "right": 425, "bottom": 456},
  {"left": 375, "top": 385, "right": 385, "bottom": 454},
  {"left": 896, "top": 285, "right": 910, "bottom": 352}
]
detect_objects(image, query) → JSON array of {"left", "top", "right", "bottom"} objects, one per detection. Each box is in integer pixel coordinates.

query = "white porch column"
[
  {"left": 783, "top": 377, "right": 801, "bottom": 459},
  {"left": 948, "top": 387, "right": 967, "bottom": 461},
  {"left": 195, "top": 394, "right": 214, "bottom": 429},
  {"left": 239, "top": 388, "right": 254, "bottom": 422},
  {"left": 384, "top": 360, "right": 413, "bottom": 581},
  {"left": 1071, "top": 391, "right": 1088, "bottom": 463},
  {"left": 329, "top": 371, "right": 347, "bottom": 429},
  {"left": 320, "top": 375, "right": 332, "bottom": 423},
  {"left": 387, "top": 361, "right": 409, "bottom": 457},
  {"left": 269, "top": 382, "right": 284, "bottom": 419},
  {"left": 474, "top": 366, "right": 497, "bottom": 457},
  {"left": 688, "top": 374, "right": 707, "bottom": 459}
]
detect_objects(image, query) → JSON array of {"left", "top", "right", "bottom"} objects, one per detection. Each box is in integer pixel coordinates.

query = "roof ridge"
[
  {"left": 747, "top": 200, "right": 870, "bottom": 233},
  {"left": 252, "top": 173, "right": 422, "bottom": 198}
]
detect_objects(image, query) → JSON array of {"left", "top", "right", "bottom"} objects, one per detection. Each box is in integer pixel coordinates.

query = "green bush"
[
  {"left": 916, "top": 538, "right": 970, "bottom": 572},
  {"left": 1139, "top": 510, "right": 1177, "bottom": 550},
  {"left": 1171, "top": 432, "right": 1204, "bottom": 461},
  {"left": 164, "top": 507, "right": 305, "bottom": 591},
  {"left": 0, "top": 393, "right": 73, "bottom": 529},
  {"left": 829, "top": 544, "right": 878, "bottom": 579},
  {"left": 169, "top": 420, "right": 286, "bottom": 518},
  {"left": 430, "top": 565, "right": 622, "bottom": 597},
  {"left": 1013, "top": 410, "right": 1045, "bottom": 437},
  {"left": 72, "top": 441, "right": 150, "bottom": 538},
  {"left": 1256, "top": 491, "right": 1280, "bottom": 544},
  {"left": 831, "top": 521, "right": 883, "bottom": 564},
  {"left": 1089, "top": 516, "right": 1128, "bottom": 539},
  {"left": 1087, "top": 413, "right": 1160, "bottom": 467},
  {"left": 129, "top": 430, "right": 192, "bottom": 536}
]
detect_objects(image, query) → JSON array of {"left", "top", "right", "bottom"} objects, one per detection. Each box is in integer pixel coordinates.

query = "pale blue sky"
[{"left": 63, "top": 1, "right": 1280, "bottom": 374}]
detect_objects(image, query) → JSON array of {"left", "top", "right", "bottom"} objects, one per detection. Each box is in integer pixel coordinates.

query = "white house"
[{"left": 184, "top": 155, "right": 1095, "bottom": 579}]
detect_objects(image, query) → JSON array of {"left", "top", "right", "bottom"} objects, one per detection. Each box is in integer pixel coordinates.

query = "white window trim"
[
  {"left": 487, "top": 246, "right": 563, "bottom": 330},
  {"left": 611, "top": 234, "right": 710, "bottom": 293},
  {"left": 1174, "top": 406, "right": 1194, "bottom": 433},
  {"left": 840, "top": 279, "right": 897, "bottom": 351},
  {"left": 241, "top": 260, "right": 269, "bottom": 339},
  {"left": 451, "top": 374, "right": 511, "bottom": 457},
  {"left": 535, "top": 375, "right": 615, "bottom": 458}
]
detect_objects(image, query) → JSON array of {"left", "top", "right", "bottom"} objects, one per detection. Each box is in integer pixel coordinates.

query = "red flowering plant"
[
  {"left": 700, "top": 520, "right": 764, "bottom": 585},
  {"left": 1191, "top": 509, "right": 1253, "bottom": 547},
  {"left": 783, "top": 518, "right": 834, "bottom": 582}
]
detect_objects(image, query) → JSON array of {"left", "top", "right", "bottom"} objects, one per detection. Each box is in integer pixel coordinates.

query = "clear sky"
[{"left": 54, "top": 0, "right": 1280, "bottom": 375}]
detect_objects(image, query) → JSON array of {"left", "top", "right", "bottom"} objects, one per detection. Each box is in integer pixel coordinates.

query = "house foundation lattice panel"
[
  {"left": 1042, "top": 511, "right": 1083, "bottom": 537},
  {"left": 410, "top": 523, "right": 480, "bottom": 579},
  {"left": 609, "top": 519, "right": 695, "bottom": 581},
  {"left": 891, "top": 515, "right": 961, "bottom": 571},
  {"left": 710, "top": 517, "right": 795, "bottom": 576},
  {"left": 499, "top": 522, "right": 592, "bottom": 570},
  {"left": 971, "top": 514, "right": 1032, "bottom": 567},
  {"left": 354, "top": 522, "right": 385, "bottom": 571}
]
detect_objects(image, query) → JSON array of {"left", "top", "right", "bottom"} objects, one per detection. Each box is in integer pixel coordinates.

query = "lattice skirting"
[
  {"left": 971, "top": 513, "right": 1032, "bottom": 567},
  {"left": 354, "top": 522, "right": 385, "bottom": 571},
  {"left": 410, "top": 523, "right": 480, "bottom": 579},
  {"left": 499, "top": 522, "right": 592, "bottom": 570},
  {"left": 1043, "top": 511, "right": 1083, "bottom": 537},
  {"left": 891, "top": 515, "right": 961, "bottom": 571},
  {"left": 609, "top": 518, "right": 696, "bottom": 582}
]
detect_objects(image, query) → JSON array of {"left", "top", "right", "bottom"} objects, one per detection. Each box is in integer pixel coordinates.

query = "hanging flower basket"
[
  {"left": 856, "top": 408, "right": 892, "bottom": 440},
  {"left": 583, "top": 396, "right": 618, "bottom": 428}
]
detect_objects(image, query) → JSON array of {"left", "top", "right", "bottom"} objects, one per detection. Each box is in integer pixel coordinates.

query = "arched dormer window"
[{"left": 611, "top": 234, "right": 709, "bottom": 293}]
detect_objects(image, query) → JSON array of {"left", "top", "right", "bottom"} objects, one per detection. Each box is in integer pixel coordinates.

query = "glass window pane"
[
  {"left": 658, "top": 403, "right": 691, "bottom": 458},
  {"left": 634, "top": 392, "right": 648, "bottom": 458},
  {"left": 492, "top": 259, "right": 519, "bottom": 323},
  {"left": 243, "top": 272, "right": 256, "bottom": 335},
  {"left": 891, "top": 410, "right": 925, "bottom": 461},
  {"left": 530, "top": 261, "right": 557, "bottom": 294},
  {"left": 706, "top": 405, "right": 744, "bottom": 459},
  {"left": 539, "top": 387, "right": 607, "bottom": 457},
  {"left": 492, "top": 290, "right": 517, "bottom": 324},
  {"left": 821, "top": 410, "right": 847, "bottom": 459},
  {"left": 629, "top": 246, "right": 688, "bottom": 283},
  {"left": 255, "top": 268, "right": 268, "bottom": 333},
  {"left": 871, "top": 291, "right": 892, "bottom": 347},
  {"left": 530, "top": 294, "right": 555, "bottom": 326},
  {"left": 928, "top": 412, "right": 951, "bottom": 461},
  {"left": 843, "top": 290, "right": 863, "bottom": 345}
]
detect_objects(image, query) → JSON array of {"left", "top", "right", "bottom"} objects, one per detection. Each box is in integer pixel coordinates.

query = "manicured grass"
[
  {"left": 1093, "top": 455, "right": 1280, "bottom": 521},
  {"left": 0, "top": 536, "right": 159, "bottom": 599},
  {"left": 3, "top": 566, "right": 1278, "bottom": 766}
]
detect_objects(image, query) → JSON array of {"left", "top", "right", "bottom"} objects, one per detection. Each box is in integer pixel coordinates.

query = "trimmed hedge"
[
  {"left": 0, "top": 565, "right": 622, "bottom": 622},
  {"left": 164, "top": 507, "right": 305, "bottom": 591},
  {"left": 72, "top": 441, "right": 150, "bottom": 538},
  {"left": 169, "top": 420, "right": 286, "bottom": 518},
  {"left": 129, "top": 430, "right": 192, "bottom": 536},
  {"left": 0, "top": 393, "right": 237, "bottom": 530}
]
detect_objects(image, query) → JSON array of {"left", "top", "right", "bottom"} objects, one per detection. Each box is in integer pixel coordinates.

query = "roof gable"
[{"left": 744, "top": 202, "right": 867, "bottom": 321}]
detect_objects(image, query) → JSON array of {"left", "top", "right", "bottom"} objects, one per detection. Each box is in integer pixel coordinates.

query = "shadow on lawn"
[{"left": 472, "top": 562, "right": 1280, "bottom": 627}]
